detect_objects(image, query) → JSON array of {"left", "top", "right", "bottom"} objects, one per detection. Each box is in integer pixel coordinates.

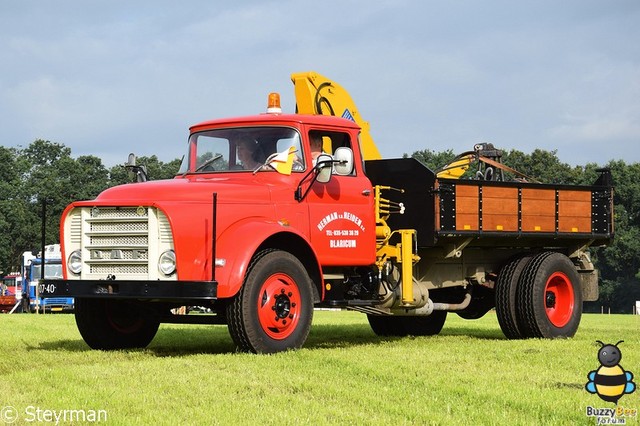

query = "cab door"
[{"left": 304, "top": 130, "right": 376, "bottom": 266}]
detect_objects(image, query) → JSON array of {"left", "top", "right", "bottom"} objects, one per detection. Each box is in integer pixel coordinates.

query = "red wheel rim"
[
  {"left": 544, "top": 272, "right": 574, "bottom": 327},
  {"left": 256, "top": 273, "right": 301, "bottom": 340}
]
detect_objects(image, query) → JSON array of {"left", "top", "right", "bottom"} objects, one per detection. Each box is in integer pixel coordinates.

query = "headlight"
[
  {"left": 159, "top": 250, "right": 176, "bottom": 275},
  {"left": 68, "top": 250, "right": 82, "bottom": 274}
]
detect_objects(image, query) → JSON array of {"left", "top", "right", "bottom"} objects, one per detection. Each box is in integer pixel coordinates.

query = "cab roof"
[{"left": 189, "top": 113, "right": 361, "bottom": 134}]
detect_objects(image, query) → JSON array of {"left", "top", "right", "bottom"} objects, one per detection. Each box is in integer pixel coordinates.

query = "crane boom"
[{"left": 291, "top": 71, "right": 382, "bottom": 160}]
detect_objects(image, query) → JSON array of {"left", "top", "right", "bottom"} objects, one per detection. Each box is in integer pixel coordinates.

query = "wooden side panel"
[
  {"left": 521, "top": 188, "right": 555, "bottom": 232},
  {"left": 482, "top": 187, "right": 519, "bottom": 231},
  {"left": 455, "top": 185, "right": 478, "bottom": 231},
  {"left": 558, "top": 190, "right": 591, "bottom": 233},
  {"left": 445, "top": 182, "right": 596, "bottom": 235}
]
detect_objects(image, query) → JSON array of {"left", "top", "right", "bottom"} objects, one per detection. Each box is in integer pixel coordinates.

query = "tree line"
[
  {"left": 0, "top": 140, "right": 180, "bottom": 278},
  {"left": 1, "top": 139, "right": 637, "bottom": 312}
]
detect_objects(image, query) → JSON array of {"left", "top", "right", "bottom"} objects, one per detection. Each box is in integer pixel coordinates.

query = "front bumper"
[{"left": 39, "top": 279, "right": 217, "bottom": 301}]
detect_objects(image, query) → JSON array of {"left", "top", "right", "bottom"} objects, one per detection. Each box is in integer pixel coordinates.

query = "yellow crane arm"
[
  {"left": 436, "top": 155, "right": 474, "bottom": 179},
  {"left": 291, "top": 71, "right": 381, "bottom": 160}
]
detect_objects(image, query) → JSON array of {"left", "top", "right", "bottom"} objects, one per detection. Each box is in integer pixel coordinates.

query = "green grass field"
[{"left": 1, "top": 311, "right": 639, "bottom": 425}]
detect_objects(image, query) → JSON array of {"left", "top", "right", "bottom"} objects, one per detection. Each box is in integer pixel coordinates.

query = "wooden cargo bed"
[{"left": 365, "top": 158, "right": 613, "bottom": 249}]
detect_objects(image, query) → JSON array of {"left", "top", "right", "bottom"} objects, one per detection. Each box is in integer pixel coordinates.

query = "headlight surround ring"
[
  {"left": 68, "top": 250, "right": 82, "bottom": 274},
  {"left": 158, "top": 250, "right": 177, "bottom": 276}
]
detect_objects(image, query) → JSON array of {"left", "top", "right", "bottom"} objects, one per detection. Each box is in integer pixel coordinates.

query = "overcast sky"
[{"left": 1, "top": 1, "right": 638, "bottom": 168}]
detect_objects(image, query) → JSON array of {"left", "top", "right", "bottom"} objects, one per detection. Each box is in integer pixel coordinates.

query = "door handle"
[{"left": 362, "top": 189, "right": 371, "bottom": 196}]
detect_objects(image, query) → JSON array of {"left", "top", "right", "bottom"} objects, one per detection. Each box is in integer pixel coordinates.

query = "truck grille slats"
[{"left": 68, "top": 206, "right": 175, "bottom": 280}]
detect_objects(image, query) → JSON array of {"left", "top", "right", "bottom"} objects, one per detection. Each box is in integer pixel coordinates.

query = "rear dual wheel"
[
  {"left": 516, "top": 252, "right": 582, "bottom": 338},
  {"left": 495, "top": 255, "right": 531, "bottom": 338},
  {"left": 496, "top": 251, "right": 582, "bottom": 339}
]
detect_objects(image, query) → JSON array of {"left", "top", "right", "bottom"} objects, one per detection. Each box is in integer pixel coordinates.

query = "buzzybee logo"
[{"left": 585, "top": 340, "right": 636, "bottom": 404}]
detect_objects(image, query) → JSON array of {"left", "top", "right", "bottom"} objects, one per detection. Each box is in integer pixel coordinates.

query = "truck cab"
[{"left": 46, "top": 103, "right": 382, "bottom": 352}]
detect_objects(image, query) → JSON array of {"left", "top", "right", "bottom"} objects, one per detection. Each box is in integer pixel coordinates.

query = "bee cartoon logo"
[{"left": 585, "top": 340, "right": 636, "bottom": 404}]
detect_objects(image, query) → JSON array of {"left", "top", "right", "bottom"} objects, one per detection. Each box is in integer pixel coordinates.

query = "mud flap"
[{"left": 579, "top": 269, "right": 599, "bottom": 302}]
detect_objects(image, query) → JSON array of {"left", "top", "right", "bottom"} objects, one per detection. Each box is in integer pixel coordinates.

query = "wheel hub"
[
  {"left": 544, "top": 272, "right": 574, "bottom": 328},
  {"left": 257, "top": 273, "right": 301, "bottom": 340},
  {"left": 545, "top": 291, "right": 556, "bottom": 309},
  {"left": 273, "top": 292, "right": 292, "bottom": 319}
]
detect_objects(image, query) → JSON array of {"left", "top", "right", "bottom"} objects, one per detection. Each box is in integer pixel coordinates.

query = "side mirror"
[
  {"left": 333, "top": 147, "right": 354, "bottom": 175},
  {"left": 315, "top": 154, "right": 333, "bottom": 183}
]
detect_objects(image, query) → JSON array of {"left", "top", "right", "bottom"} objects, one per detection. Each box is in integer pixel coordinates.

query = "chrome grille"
[
  {"left": 89, "top": 235, "right": 149, "bottom": 247},
  {"left": 90, "top": 264, "right": 149, "bottom": 275},
  {"left": 90, "top": 221, "right": 148, "bottom": 232},
  {"left": 73, "top": 206, "right": 175, "bottom": 280}
]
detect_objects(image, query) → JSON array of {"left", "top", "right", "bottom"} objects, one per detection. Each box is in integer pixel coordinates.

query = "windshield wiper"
[{"left": 194, "top": 154, "right": 223, "bottom": 173}]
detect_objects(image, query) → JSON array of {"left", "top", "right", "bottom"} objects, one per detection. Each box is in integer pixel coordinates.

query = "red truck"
[
  {"left": 42, "top": 72, "right": 613, "bottom": 353},
  {"left": 1, "top": 272, "right": 21, "bottom": 313}
]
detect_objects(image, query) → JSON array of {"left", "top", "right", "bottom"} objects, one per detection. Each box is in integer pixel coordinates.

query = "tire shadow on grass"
[
  {"left": 306, "top": 323, "right": 508, "bottom": 348},
  {"left": 439, "top": 326, "right": 507, "bottom": 340},
  {"left": 30, "top": 322, "right": 507, "bottom": 355},
  {"left": 30, "top": 326, "right": 236, "bottom": 355}
]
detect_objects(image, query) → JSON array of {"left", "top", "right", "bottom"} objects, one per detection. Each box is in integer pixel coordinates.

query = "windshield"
[
  {"left": 178, "top": 126, "right": 305, "bottom": 174},
  {"left": 31, "top": 263, "right": 63, "bottom": 280}
]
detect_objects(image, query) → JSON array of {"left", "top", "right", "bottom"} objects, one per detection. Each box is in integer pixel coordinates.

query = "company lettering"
[
  {"left": 343, "top": 211, "right": 364, "bottom": 230},
  {"left": 330, "top": 239, "right": 357, "bottom": 248},
  {"left": 316, "top": 211, "right": 365, "bottom": 232},
  {"left": 317, "top": 212, "right": 339, "bottom": 231}
]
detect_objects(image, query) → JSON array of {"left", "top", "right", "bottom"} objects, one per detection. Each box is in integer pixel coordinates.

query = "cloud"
[{"left": 0, "top": 0, "right": 639, "bottom": 168}]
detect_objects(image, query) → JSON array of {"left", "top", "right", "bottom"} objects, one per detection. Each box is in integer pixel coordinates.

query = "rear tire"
[
  {"left": 367, "top": 311, "right": 447, "bottom": 337},
  {"left": 456, "top": 285, "right": 494, "bottom": 320},
  {"left": 75, "top": 299, "right": 160, "bottom": 350},
  {"left": 226, "top": 250, "right": 314, "bottom": 353},
  {"left": 495, "top": 255, "right": 531, "bottom": 339},
  {"left": 516, "top": 252, "right": 582, "bottom": 338},
  {"left": 367, "top": 315, "right": 408, "bottom": 337},
  {"left": 402, "top": 311, "right": 447, "bottom": 336}
]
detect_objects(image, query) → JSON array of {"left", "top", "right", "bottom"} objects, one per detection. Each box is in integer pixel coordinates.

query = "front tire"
[
  {"left": 226, "top": 250, "right": 314, "bottom": 353},
  {"left": 516, "top": 252, "right": 582, "bottom": 338},
  {"left": 75, "top": 299, "right": 160, "bottom": 350}
]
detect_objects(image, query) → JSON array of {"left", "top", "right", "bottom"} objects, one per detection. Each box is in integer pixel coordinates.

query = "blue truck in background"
[{"left": 22, "top": 244, "right": 73, "bottom": 313}]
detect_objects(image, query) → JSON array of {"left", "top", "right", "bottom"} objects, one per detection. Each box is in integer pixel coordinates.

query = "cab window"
[{"left": 307, "top": 130, "right": 355, "bottom": 175}]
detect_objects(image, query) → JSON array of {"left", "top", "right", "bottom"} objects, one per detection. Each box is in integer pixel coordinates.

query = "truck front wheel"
[
  {"left": 74, "top": 299, "right": 160, "bottom": 349},
  {"left": 516, "top": 252, "right": 582, "bottom": 338},
  {"left": 226, "top": 249, "right": 314, "bottom": 353}
]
